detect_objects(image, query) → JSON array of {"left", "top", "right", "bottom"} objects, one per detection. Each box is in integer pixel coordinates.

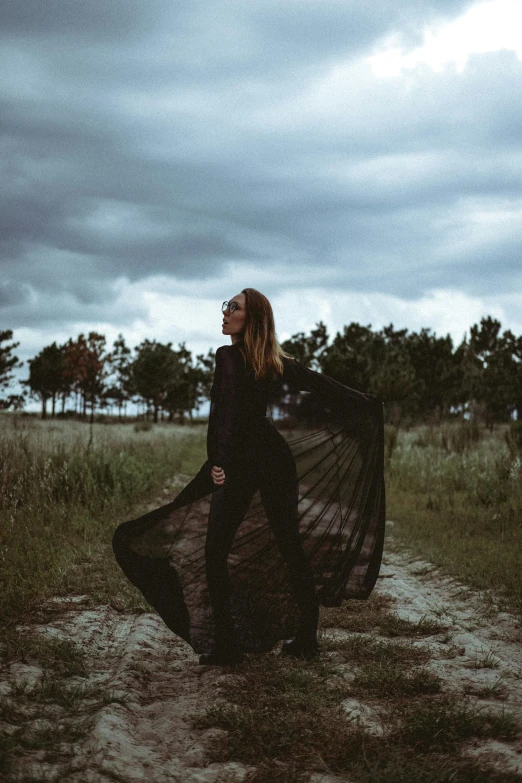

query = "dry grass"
[
  {"left": 387, "top": 424, "right": 522, "bottom": 613},
  {"left": 197, "top": 593, "right": 521, "bottom": 782},
  {"left": 0, "top": 416, "right": 207, "bottom": 629}
]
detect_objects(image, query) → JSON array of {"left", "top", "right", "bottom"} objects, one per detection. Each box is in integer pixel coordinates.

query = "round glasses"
[{"left": 222, "top": 300, "right": 241, "bottom": 314}]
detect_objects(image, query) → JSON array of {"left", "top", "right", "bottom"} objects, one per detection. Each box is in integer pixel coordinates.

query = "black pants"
[{"left": 205, "top": 433, "right": 318, "bottom": 647}]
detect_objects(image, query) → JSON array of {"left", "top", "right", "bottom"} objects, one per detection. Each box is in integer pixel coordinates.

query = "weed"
[
  {"left": 352, "top": 662, "right": 442, "bottom": 698},
  {"left": 394, "top": 697, "right": 520, "bottom": 753},
  {"left": 197, "top": 654, "right": 519, "bottom": 783},
  {"left": 323, "top": 634, "right": 430, "bottom": 667},
  {"left": 17, "top": 716, "right": 93, "bottom": 751},
  {"left": 322, "top": 604, "right": 444, "bottom": 638},
  {"left": 464, "top": 677, "right": 507, "bottom": 700},
  {"left": 29, "top": 676, "right": 106, "bottom": 709},
  {"left": 470, "top": 649, "right": 501, "bottom": 670},
  {"left": 321, "top": 591, "right": 445, "bottom": 639},
  {"left": 0, "top": 420, "right": 207, "bottom": 627},
  {"left": 388, "top": 427, "right": 522, "bottom": 613},
  {"left": 0, "top": 631, "right": 86, "bottom": 677}
]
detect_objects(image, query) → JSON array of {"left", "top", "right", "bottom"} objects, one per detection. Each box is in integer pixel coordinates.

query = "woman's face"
[{"left": 222, "top": 293, "right": 246, "bottom": 342}]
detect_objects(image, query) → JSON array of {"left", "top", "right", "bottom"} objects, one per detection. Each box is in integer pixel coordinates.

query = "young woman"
[{"left": 112, "top": 288, "right": 385, "bottom": 666}]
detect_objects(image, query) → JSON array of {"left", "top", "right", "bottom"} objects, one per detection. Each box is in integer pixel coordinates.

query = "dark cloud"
[
  {"left": 0, "top": 0, "right": 520, "bottom": 331},
  {"left": 0, "top": 0, "right": 169, "bottom": 39},
  {"left": 0, "top": 282, "right": 31, "bottom": 307}
]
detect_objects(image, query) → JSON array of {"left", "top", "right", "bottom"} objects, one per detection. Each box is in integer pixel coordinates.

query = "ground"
[{"left": 1, "top": 502, "right": 521, "bottom": 782}]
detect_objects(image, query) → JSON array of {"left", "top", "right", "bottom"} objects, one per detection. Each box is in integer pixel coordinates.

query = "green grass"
[
  {"left": 0, "top": 417, "right": 207, "bottom": 780},
  {"left": 1, "top": 632, "right": 87, "bottom": 677},
  {"left": 393, "top": 696, "right": 520, "bottom": 753},
  {"left": 195, "top": 653, "right": 520, "bottom": 783},
  {"left": 351, "top": 662, "right": 442, "bottom": 697},
  {"left": 195, "top": 590, "right": 520, "bottom": 783},
  {"left": 322, "top": 633, "right": 430, "bottom": 665},
  {"left": 386, "top": 423, "right": 522, "bottom": 613},
  {"left": 2, "top": 417, "right": 522, "bottom": 782},
  {"left": 0, "top": 416, "right": 207, "bottom": 629}
]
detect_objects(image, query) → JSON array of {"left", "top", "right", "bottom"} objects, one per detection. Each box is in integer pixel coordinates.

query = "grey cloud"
[
  {"left": 0, "top": 282, "right": 31, "bottom": 307},
  {"left": 0, "top": 0, "right": 475, "bottom": 96},
  {"left": 0, "top": 0, "right": 170, "bottom": 40},
  {"left": 0, "top": 282, "right": 147, "bottom": 330},
  {"left": 0, "top": 0, "right": 520, "bottom": 331}
]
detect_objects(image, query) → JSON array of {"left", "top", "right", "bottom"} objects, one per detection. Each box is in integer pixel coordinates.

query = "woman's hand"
[{"left": 211, "top": 465, "right": 226, "bottom": 486}]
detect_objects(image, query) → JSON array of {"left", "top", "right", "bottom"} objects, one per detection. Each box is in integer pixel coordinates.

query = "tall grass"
[
  {"left": 0, "top": 416, "right": 207, "bottom": 627},
  {"left": 2, "top": 415, "right": 520, "bottom": 625},
  {"left": 387, "top": 422, "right": 522, "bottom": 613}
]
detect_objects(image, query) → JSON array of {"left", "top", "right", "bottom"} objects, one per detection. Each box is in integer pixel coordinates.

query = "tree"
[
  {"left": 195, "top": 349, "right": 216, "bottom": 402},
  {"left": 402, "top": 328, "right": 457, "bottom": 417},
  {"left": 163, "top": 343, "right": 213, "bottom": 423},
  {"left": 106, "top": 334, "right": 133, "bottom": 420},
  {"left": 466, "top": 317, "right": 512, "bottom": 425},
  {"left": 66, "top": 333, "right": 109, "bottom": 422},
  {"left": 370, "top": 345, "right": 417, "bottom": 422},
  {"left": 26, "top": 342, "right": 69, "bottom": 419},
  {"left": 320, "top": 323, "right": 384, "bottom": 391},
  {"left": 132, "top": 340, "right": 179, "bottom": 423},
  {"left": 480, "top": 329, "right": 520, "bottom": 423},
  {"left": 281, "top": 322, "right": 329, "bottom": 369},
  {"left": 0, "top": 330, "right": 22, "bottom": 409}
]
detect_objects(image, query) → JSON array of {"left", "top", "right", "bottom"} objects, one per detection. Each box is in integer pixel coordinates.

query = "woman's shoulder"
[
  {"left": 216, "top": 343, "right": 239, "bottom": 354},
  {"left": 215, "top": 343, "right": 243, "bottom": 361},
  {"left": 215, "top": 343, "right": 246, "bottom": 373}
]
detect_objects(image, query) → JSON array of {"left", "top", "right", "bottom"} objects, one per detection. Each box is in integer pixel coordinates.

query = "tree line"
[
  {"left": 0, "top": 330, "right": 214, "bottom": 423},
  {"left": 0, "top": 315, "right": 521, "bottom": 424}
]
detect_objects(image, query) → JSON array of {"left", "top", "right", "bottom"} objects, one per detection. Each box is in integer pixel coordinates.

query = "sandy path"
[
  {"left": 377, "top": 545, "right": 522, "bottom": 775},
  {"left": 2, "top": 520, "right": 522, "bottom": 781},
  {"left": 4, "top": 598, "right": 251, "bottom": 782}
]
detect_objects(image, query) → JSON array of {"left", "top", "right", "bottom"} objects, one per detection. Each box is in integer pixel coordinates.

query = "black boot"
[
  {"left": 281, "top": 632, "right": 319, "bottom": 660},
  {"left": 198, "top": 648, "right": 244, "bottom": 666},
  {"left": 281, "top": 602, "right": 320, "bottom": 660},
  {"left": 199, "top": 622, "right": 244, "bottom": 666}
]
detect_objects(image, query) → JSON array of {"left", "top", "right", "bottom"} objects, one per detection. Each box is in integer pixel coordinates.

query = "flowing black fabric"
[{"left": 112, "top": 343, "right": 385, "bottom": 654}]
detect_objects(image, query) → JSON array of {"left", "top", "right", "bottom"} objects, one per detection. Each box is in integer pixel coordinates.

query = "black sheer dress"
[{"left": 112, "top": 342, "right": 385, "bottom": 654}]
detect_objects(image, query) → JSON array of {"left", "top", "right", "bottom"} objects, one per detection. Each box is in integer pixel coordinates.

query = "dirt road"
[{"left": 2, "top": 519, "right": 522, "bottom": 782}]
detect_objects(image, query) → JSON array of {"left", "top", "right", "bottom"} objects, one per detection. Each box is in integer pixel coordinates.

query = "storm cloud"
[{"left": 1, "top": 0, "right": 521, "bottom": 355}]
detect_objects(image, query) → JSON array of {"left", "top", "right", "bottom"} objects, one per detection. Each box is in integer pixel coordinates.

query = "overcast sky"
[{"left": 2, "top": 0, "right": 522, "bottom": 373}]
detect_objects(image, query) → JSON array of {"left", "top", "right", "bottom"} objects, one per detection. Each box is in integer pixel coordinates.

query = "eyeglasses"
[{"left": 222, "top": 300, "right": 242, "bottom": 314}]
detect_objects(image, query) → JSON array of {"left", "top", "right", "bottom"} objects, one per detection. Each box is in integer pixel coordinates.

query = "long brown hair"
[{"left": 238, "top": 288, "right": 289, "bottom": 379}]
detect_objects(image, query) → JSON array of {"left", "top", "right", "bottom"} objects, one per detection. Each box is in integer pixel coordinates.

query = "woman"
[{"left": 112, "top": 288, "right": 385, "bottom": 666}]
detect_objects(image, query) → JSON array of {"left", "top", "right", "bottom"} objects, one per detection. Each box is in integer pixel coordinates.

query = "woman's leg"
[
  {"left": 259, "top": 458, "right": 319, "bottom": 645},
  {"left": 205, "top": 477, "right": 257, "bottom": 650}
]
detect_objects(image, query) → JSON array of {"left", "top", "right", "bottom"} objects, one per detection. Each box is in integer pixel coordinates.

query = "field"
[
  {"left": 386, "top": 422, "right": 522, "bottom": 613},
  {"left": 0, "top": 415, "right": 208, "bottom": 628},
  {"left": 0, "top": 416, "right": 521, "bottom": 782}
]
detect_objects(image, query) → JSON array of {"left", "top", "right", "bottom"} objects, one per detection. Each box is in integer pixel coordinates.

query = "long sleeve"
[
  {"left": 207, "top": 346, "right": 239, "bottom": 470},
  {"left": 282, "top": 357, "right": 380, "bottom": 410}
]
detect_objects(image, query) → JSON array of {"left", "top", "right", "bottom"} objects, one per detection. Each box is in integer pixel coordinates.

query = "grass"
[
  {"left": 471, "top": 648, "right": 501, "bottom": 670},
  {"left": 321, "top": 591, "right": 446, "bottom": 639},
  {"left": 386, "top": 423, "right": 522, "bottom": 614},
  {"left": 2, "top": 417, "right": 521, "bottom": 781},
  {"left": 0, "top": 670, "right": 117, "bottom": 777},
  {"left": 196, "top": 591, "right": 520, "bottom": 783},
  {"left": 351, "top": 662, "right": 442, "bottom": 697},
  {"left": 0, "top": 632, "right": 87, "bottom": 677},
  {"left": 196, "top": 653, "right": 520, "bottom": 783},
  {"left": 394, "top": 697, "right": 520, "bottom": 753},
  {"left": 0, "top": 415, "right": 207, "bottom": 629},
  {"left": 0, "top": 416, "right": 207, "bottom": 780},
  {"left": 322, "top": 633, "right": 430, "bottom": 665}
]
